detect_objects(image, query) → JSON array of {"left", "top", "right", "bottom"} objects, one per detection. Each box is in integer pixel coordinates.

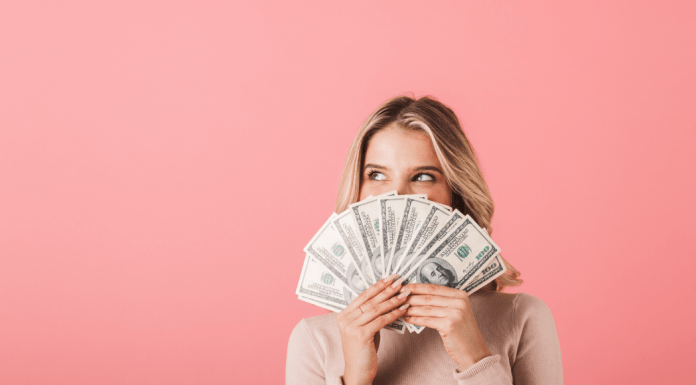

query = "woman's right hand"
[{"left": 337, "top": 274, "right": 411, "bottom": 385}]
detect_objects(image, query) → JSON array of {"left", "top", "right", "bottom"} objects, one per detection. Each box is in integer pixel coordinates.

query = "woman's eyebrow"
[
  {"left": 363, "top": 163, "right": 388, "bottom": 170},
  {"left": 413, "top": 166, "right": 444, "bottom": 174}
]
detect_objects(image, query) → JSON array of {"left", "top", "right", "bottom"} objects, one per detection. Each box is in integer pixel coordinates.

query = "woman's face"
[{"left": 360, "top": 125, "right": 452, "bottom": 206}]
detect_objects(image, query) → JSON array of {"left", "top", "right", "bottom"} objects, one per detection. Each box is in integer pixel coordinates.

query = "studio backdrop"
[{"left": 1, "top": 1, "right": 695, "bottom": 384}]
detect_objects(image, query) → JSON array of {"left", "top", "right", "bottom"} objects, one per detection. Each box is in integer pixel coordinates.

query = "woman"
[{"left": 287, "top": 95, "right": 562, "bottom": 384}]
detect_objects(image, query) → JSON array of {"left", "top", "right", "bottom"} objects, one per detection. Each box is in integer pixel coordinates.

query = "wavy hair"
[{"left": 335, "top": 95, "right": 522, "bottom": 291}]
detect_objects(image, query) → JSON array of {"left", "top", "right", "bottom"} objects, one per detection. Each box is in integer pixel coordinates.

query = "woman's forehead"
[{"left": 364, "top": 127, "right": 440, "bottom": 169}]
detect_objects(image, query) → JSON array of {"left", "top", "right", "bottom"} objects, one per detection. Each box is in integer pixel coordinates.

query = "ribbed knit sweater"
[{"left": 286, "top": 291, "right": 562, "bottom": 384}]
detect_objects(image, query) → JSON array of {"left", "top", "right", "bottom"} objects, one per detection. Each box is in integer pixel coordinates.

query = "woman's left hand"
[{"left": 402, "top": 283, "right": 492, "bottom": 371}]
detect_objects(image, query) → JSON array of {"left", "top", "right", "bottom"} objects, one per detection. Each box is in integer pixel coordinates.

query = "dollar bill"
[
  {"left": 396, "top": 210, "right": 466, "bottom": 276},
  {"left": 298, "top": 295, "right": 344, "bottom": 312},
  {"left": 402, "top": 217, "right": 501, "bottom": 333},
  {"left": 350, "top": 192, "right": 396, "bottom": 281},
  {"left": 333, "top": 210, "right": 377, "bottom": 285},
  {"left": 393, "top": 205, "right": 452, "bottom": 277},
  {"left": 387, "top": 198, "right": 433, "bottom": 276},
  {"left": 296, "top": 255, "right": 406, "bottom": 333},
  {"left": 296, "top": 254, "right": 356, "bottom": 308},
  {"left": 379, "top": 196, "right": 408, "bottom": 276},
  {"left": 402, "top": 215, "right": 500, "bottom": 288},
  {"left": 459, "top": 254, "right": 506, "bottom": 293},
  {"left": 407, "top": 255, "right": 506, "bottom": 334},
  {"left": 304, "top": 213, "right": 369, "bottom": 290}
]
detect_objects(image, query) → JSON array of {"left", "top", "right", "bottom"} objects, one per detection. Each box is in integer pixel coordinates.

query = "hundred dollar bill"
[
  {"left": 296, "top": 254, "right": 355, "bottom": 309},
  {"left": 385, "top": 319, "right": 406, "bottom": 334},
  {"left": 401, "top": 210, "right": 467, "bottom": 333},
  {"left": 458, "top": 228, "right": 505, "bottom": 294},
  {"left": 333, "top": 210, "right": 377, "bottom": 285},
  {"left": 402, "top": 215, "right": 500, "bottom": 289},
  {"left": 298, "top": 295, "right": 344, "bottom": 312},
  {"left": 393, "top": 205, "right": 452, "bottom": 277},
  {"left": 387, "top": 197, "right": 433, "bottom": 276},
  {"left": 396, "top": 210, "right": 466, "bottom": 276},
  {"left": 379, "top": 196, "right": 408, "bottom": 276},
  {"left": 459, "top": 254, "right": 506, "bottom": 294},
  {"left": 296, "top": 255, "right": 406, "bottom": 334},
  {"left": 350, "top": 192, "right": 396, "bottom": 281},
  {"left": 407, "top": 255, "right": 506, "bottom": 334},
  {"left": 402, "top": 216, "right": 501, "bottom": 333},
  {"left": 304, "top": 213, "right": 369, "bottom": 290}
]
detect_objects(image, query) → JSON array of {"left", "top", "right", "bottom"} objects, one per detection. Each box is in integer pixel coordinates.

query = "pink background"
[{"left": 1, "top": 1, "right": 695, "bottom": 384}]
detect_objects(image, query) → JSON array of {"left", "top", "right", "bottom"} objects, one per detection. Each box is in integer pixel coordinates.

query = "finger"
[
  {"left": 366, "top": 302, "right": 411, "bottom": 334},
  {"left": 406, "top": 294, "right": 465, "bottom": 308},
  {"left": 403, "top": 283, "right": 468, "bottom": 299},
  {"left": 358, "top": 276, "right": 406, "bottom": 313},
  {"left": 402, "top": 315, "right": 449, "bottom": 330},
  {"left": 404, "top": 304, "right": 453, "bottom": 318},
  {"left": 355, "top": 288, "right": 411, "bottom": 326},
  {"left": 344, "top": 274, "right": 400, "bottom": 313},
  {"left": 343, "top": 274, "right": 401, "bottom": 324}
]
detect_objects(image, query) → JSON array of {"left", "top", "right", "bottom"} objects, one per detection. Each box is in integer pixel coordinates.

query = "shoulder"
[
  {"left": 288, "top": 313, "right": 341, "bottom": 354},
  {"left": 507, "top": 293, "right": 560, "bottom": 359},
  {"left": 512, "top": 292, "right": 555, "bottom": 322},
  {"left": 469, "top": 291, "right": 557, "bottom": 344}
]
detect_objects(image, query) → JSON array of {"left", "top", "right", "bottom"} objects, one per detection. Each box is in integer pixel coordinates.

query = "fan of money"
[{"left": 296, "top": 191, "right": 507, "bottom": 334}]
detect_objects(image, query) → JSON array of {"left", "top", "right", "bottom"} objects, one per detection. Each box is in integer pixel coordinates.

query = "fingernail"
[
  {"left": 400, "top": 286, "right": 406, "bottom": 293},
  {"left": 391, "top": 276, "right": 405, "bottom": 288},
  {"left": 382, "top": 273, "right": 398, "bottom": 283},
  {"left": 400, "top": 304, "right": 410, "bottom": 311},
  {"left": 398, "top": 290, "right": 410, "bottom": 299}
]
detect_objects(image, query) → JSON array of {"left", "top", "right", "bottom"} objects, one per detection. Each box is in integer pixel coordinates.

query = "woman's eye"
[
  {"left": 370, "top": 172, "right": 387, "bottom": 181},
  {"left": 414, "top": 173, "right": 434, "bottom": 182}
]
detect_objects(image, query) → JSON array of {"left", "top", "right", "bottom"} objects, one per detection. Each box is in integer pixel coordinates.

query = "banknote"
[
  {"left": 459, "top": 255, "right": 506, "bottom": 293},
  {"left": 333, "top": 210, "right": 377, "bottom": 285},
  {"left": 300, "top": 195, "right": 506, "bottom": 334},
  {"left": 379, "top": 196, "right": 408, "bottom": 278},
  {"left": 387, "top": 197, "right": 433, "bottom": 276},
  {"left": 304, "top": 213, "right": 369, "bottom": 290},
  {"left": 396, "top": 210, "right": 466, "bottom": 276},
  {"left": 296, "top": 254, "right": 356, "bottom": 308},
  {"left": 350, "top": 192, "right": 396, "bottom": 281},
  {"left": 296, "top": 254, "right": 406, "bottom": 334},
  {"left": 298, "top": 295, "right": 344, "bottom": 312},
  {"left": 458, "top": 228, "right": 505, "bottom": 293},
  {"left": 407, "top": 255, "right": 506, "bottom": 334},
  {"left": 392, "top": 204, "right": 452, "bottom": 277},
  {"left": 401, "top": 216, "right": 501, "bottom": 333},
  {"left": 402, "top": 215, "right": 500, "bottom": 289}
]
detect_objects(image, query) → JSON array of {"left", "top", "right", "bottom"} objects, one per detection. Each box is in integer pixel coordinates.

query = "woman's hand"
[
  {"left": 403, "top": 283, "right": 491, "bottom": 371},
  {"left": 336, "top": 274, "right": 411, "bottom": 385}
]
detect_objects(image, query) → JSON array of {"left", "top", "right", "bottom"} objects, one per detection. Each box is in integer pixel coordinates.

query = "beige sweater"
[{"left": 286, "top": 291, "right": 562, "bottom": 385}]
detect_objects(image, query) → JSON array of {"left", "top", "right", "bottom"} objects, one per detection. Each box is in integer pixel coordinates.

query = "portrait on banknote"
[{"left": 415, "top": 257, "right": 457, "bottom": 287}]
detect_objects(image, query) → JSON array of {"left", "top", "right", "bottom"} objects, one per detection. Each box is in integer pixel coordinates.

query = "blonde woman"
[{"left": 287, "top": 95, "right": 562, "bottom": 385}]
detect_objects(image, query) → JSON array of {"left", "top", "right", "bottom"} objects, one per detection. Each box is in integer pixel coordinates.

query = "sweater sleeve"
[
  {"left": 453, "top": 293, "right": 562, "bottom": 385},
  {"left": 511, "top": 293, "right": 563, "bottom": 384},
  {"left": 286, "top": 319, "right": 328, "bottom": 385},
  {"left": 453, "top": 355, "right": 512, "bottom": 385}
]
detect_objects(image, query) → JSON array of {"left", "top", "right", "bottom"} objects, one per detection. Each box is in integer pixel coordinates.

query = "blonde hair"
[{"left": 335, "top": 95, "right": 522, "bottom": 291}]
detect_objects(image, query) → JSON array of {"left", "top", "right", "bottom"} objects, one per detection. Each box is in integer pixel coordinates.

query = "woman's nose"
[{"left": 395, "top": 178, "right": 413, "bottom": 195}]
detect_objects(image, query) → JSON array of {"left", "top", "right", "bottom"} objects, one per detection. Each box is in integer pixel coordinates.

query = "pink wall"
[{"left": 1, "top": 1, "right": 695, "bottom": 384}]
